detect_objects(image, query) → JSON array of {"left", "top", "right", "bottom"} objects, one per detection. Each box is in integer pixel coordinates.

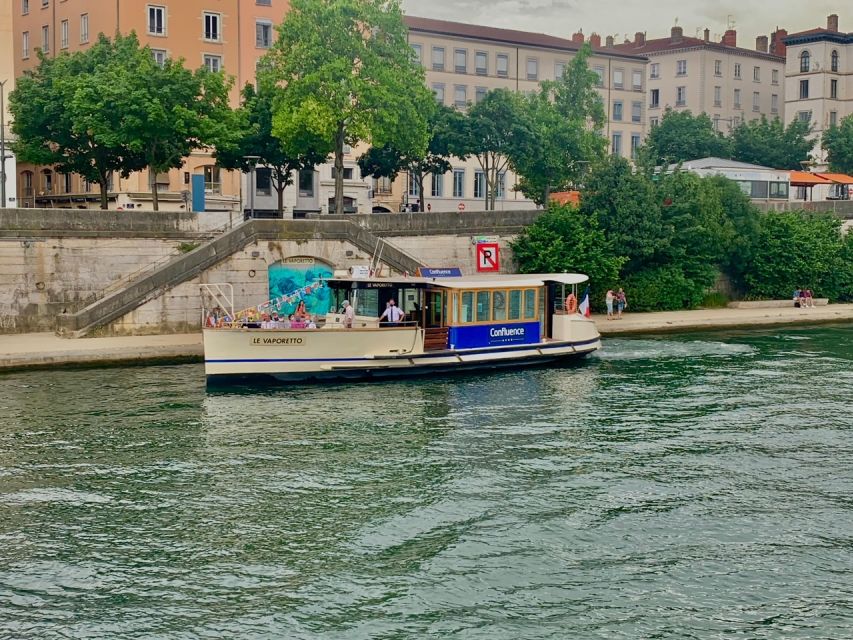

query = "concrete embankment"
[{"left": 1, "top": 305, "right": 851, "bottom": 371}]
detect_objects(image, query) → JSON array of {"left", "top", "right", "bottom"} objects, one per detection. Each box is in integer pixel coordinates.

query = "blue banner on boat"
[
  {"left": 419, "top": 267, "right": 463, "bottom": 278},
  {"left": 449, "top": 321, "right": 540, "bottom": 349}
]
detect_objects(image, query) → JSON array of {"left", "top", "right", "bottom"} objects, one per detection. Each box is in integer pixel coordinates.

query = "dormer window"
[{"left": 800, "top": 50, "right": 810, "bottom": 73}]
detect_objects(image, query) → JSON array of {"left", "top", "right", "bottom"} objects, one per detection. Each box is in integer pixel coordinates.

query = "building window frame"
[
  {"left": 714, "top": 59, "right": 722, "bottom": 76},
  {"left": 800, "top": 50, "right": 810, "bottom": 73},
  {"left": 632, "top": 69, "right": 643, "bottom": 90},
  {"left": 147, "top": 4, "right": 166, "bottom": 36},
  {"left": 496, "top": 53, "right": 509, "bottom": 77},
  {"left": 649, "top": 88, "right": 660, "bottom": 109},
  {"left": 831, "top": 50, "right": 839, "bottom": 73},
  {"left": 411, "top": 43, "right": 422, "bottom": 64},
  {"left": 675, "top": 86, "right": 686, "bottom": 106},
  {"left": 676, "top": 59, "right": 687, "bottom": 76},
  {"left": 203, "top": 12, "right": 221, "bottom": 42},
  {"left": 432, "top": 46, "right": 445, "bottom": 71},
  {"left": 753, "top": 66, "right": 760, "bottom": 82},
  {"left": 255, "top": 20, "right": 273, "bottom": 48},
  {"left": 799, "top": 79, "right": 809, "bottom": 100},
  {"left": 734, "top": 88, "right": 741, "bottom": 109},
  {"left": 454, "top": 48, "right": 467, "bottom": 74},
  {"left": 40, "top": 24, "right": 49, "bottom": 53},
  {"left": 772, "top": 69, "right": 779, "bottom": 85},
  {"left": 613, "top": 68, "right": 624, "bottom": 89},
  {"left": 203, "top": 54, "right": 222, "bottom": 73},
  {"left": 526, "top": 57, "right": 538, "bottom": 81},
  {"left": 22, "top": 30, "right": 29, "bottom": 58},
  {"left": 22, "top": 0, "right": 29, "bottom": 15},
  {"left": 650, "top": 63, "right": 659, "bottom": 79},
  {"left": 752, "top": 91, "right": 760, "bottom": 112},
  {"left": 60, "top": 19, "right": 68, "bottom": 49},
  {"left": 612, "top": 100, "right": 623, "bottom": 121},
  {"left": 714, "top": 85, "right": 721, "bottom": 107},
  {"left": 431, "top": 173, "right": 444, "bottom": 198},
  {"left": 432, "top": 83, "right": 445, "bottom": 104},
  {"left": 454, "top": 84, "right": 467, "bottom": 108},
  {"left": 631, "top": 101, "right": 642, "bottom": 123},
  {"left": 771, "top": 94, "right": 778, "bottom": 113},
  {"left": 831, "top": 79, "right": 838, "bottom": 99},
  {"left": 475, "top": 51, "right": 488, "bottom": 76},
  {"left": 611, "top": 132, "right": 622, "bottom": 156}
]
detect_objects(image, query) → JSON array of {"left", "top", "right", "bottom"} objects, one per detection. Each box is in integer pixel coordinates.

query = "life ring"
[{"left": 565, "top": 294, "right": 577, "bottom": 314}]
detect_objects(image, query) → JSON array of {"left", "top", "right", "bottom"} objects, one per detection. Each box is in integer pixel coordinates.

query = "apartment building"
[
  {"left": 1, "top": 0, "right": 17, "bottom": 208},
  {"left": 401, "top": 16, "right": 648, "bottom": 213},
  {"left": 615, "top": 26, "right": 787, "bottom": 135},
  {"left": 784, "top": 14, "right": 853, "bottom": 167}
]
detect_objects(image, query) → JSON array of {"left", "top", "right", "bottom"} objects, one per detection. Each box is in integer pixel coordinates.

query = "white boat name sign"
[{"left": 252, "top": 337, "right": 305, "bottom": 345}]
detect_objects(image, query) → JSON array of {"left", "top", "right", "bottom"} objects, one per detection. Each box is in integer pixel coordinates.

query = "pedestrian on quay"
[
  {"left": 605, "top": 289, "right": 615, "bottom": 320},
  {"left": 616, "top": 288, "right": 627, "bottom": 319}
]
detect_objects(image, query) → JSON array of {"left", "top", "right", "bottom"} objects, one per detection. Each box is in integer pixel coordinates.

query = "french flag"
[{"left": 578, "top": 286, "right": 591, "bottom": 317}]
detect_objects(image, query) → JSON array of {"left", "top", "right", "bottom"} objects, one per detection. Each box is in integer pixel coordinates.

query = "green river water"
[{"left": 0, "top": 326, "right": 852, "bottom": 639}]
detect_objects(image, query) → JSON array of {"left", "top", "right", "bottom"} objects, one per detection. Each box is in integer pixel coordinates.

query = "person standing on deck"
[
  {"left": 379, "top": 299, "right": 405, "bottom": 327},
  {"left": 342, "top": 300, "right": 355, "bottom": 328}
]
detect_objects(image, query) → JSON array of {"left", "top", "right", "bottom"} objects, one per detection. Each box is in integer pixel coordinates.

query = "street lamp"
[
  {"left": 243, "top": 155, "right": 260, "bottom": 219},
  {"left": 1, "top": 80, "right": 8, "bottom": 209}
]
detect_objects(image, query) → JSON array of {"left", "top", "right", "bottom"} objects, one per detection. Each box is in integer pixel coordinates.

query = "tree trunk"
[
  {"left": 99, "top": 176, "right": 109, "bottom": 210},
  {"left": 416, "top": 171, "right": 426, "bottom": 213},
  {"left": 483, "top": 154, "right": 490, "bottom": 211},
  {"left": 274, "top": 167, "right": 286, "bottom": 218},
  {"left": 542, "top": 184, "right": 551, "bottom": 209},
  {"left": 334, "top": 122, "right": 345, "bottom": 216},
  {"left": 152, "top": 172, "right": 160, "bottom": 212}
]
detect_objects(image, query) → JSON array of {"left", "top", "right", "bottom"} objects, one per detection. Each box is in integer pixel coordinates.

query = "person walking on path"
[
  {"left": 616, "top": 288, "right": 627, "bottom": 319},
  {"left": 605, "top": 290, "right": 615, "bottom": 320}
]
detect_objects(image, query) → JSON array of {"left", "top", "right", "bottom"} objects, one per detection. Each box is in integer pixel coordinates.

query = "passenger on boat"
[
  {"left": 294, "top": 301, "right": 309, "bottom": 321},
  {"left": 341, "top": 300, "right": 354, "bottom": 329},
  {"left": 379, "top": 299, "right": 405, "bottom": 327}
]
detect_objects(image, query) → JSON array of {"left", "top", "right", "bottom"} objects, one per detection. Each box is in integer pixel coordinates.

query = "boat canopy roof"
[{"left": 326, "top": 273, "right": 589, "bottom": 289}]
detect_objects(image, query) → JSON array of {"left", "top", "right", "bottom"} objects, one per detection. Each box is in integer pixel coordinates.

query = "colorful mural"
[{"left": 267, "top": 257, "right": 334, "bottom": 318}]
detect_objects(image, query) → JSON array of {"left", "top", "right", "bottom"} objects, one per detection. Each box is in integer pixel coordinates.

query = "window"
[
  {"left": 22, "top": 31, "right": 29, "bottom": 58},
  {"left": 769, "top": 182, "right": 789, "bottom": 199},
  {"left": 22, "top": 0, "right": 28, "bottom": 15},
  {"left": 830, "top": 111, "right": 838, "bottom": 127},
  {"left": 650, "top": 63, "right": 659, "bottom": 79},
  {"left": 497, "top": 54, "right": 509, "bottom": 77},
  {"left": 613, "top": 68, "right": 624, "bottom": 88},
  {"left": 631, "top": 101, "right": 642, "bottom": 123},
  {"left": 649, "top": 116, "right": 659, "bottom": 128},
  {"left": 475, "top": 86, "right": 487, "bottom": 103},
  {"left": 772, "top": 69, "right": 779, "bottom": 85},
  {"left": 63, "top": 173, "right": 72, "bottom": 194},
  {"left": 332, "top": 167, "right": 354, "bottom": 180},
  {"left": 474, "top": 170, "right": 485, "bottom": 199},
  {"left": 631, "top": 134, "right": 641, "bottom": 160},
  {"left": 432, "top": 83, "right": 445, "bottom": 103},
  {"left": 632, "top": 70, "right": 643, "bottom": 90},
  {"left": 714, "top": 85, "right": 721, "bottom": 106},
  {"left": 771, "top": 94, "right": 778, "bottom": 113},
  {"left": 152, "top": 48, "right": 167, "bottom": 67},
  {"left": 676, "top": 59, "right": 687, "bottom": 76},
  {"left": 612, "top": 132, "right": 622, "bottom": 155},
  {"left": 256, "top": 20, "right": 272, "bottom": 48},
  {"left": 431, "top": 46, "right": 444, "bottom": 71},
  {"left": 497, "top": 172, "right": 506, "bottom": 199},
  {"left": 476, "top": 291, "right": 491, "bottom": 322},
  {"left": 799, "top": 79, "right": 809, "bottom": 100},
  {"left": 454, "top": 85, "right": 467, "bottom": 108},
  {"left": 453, "top": 169, "right": 465, "bottom": 198},
  {"left": 752, "top": 91, "right": 760, "bottom": 112},
  {"left": 461, "top": 292, "right": 474, "bottom": 323},
  {"left": 526, "top": 58, "right": 538, "bottom": 80},
  {"left": 80, "top": 13, "right": 88, "bottom": 43},
  {"left": 508, "top": 290, "right": 521, "bottom": 320},
  {"left": 797, "top": 110, "right": 812, "bottom": 123},
  {"left": 676, "top": 86, "right": 686, "bottom": 106},
  {"left": 800, "top": 50, "right": 810, "bottom": 73},
  {"left": 612, "top": 101, "right": 623, "bottom": 121},
  {"left": 831, "top": 50, "right": 839, "bottom": 72},
  {"left": 256, "top": 0, "right": 272, "bottom": 5},
  {"left": 714, "top": 59, "right": 722, "bottom": 76},
  {"left": 148, "top": 5, "right": 165, "bottom": 35},
  {"left": 831, "top": 79, "right": 838, "bottom": 99},
  {"left": 298, "top": 170, "right": 314, "bottom": 197},
  {"left": 734, "top": 88, "right": 741, "bottom": 108},
  {"left": 475, "top": 51, "right": 487, "bottom": 75},
  {"left": 523, "top": 290, "right": 536, "bottom": 319},
  {"left": 203, "top": 12, "right": 221, "bottom": 41},
  {"left": 649, "top": 88, "right": 659, "bottom": 108},
  {"left": 593, "top": 66, "right": 605, "bottom": 86},
  {"left": 408, "top": 173, "right": 419, "bottom": 197},
  {"left": 411, "top": 44, "right": 421, "bottom": 64},
  {"left": 454, "top": 48, "right": 467, "bottom": 73},
  {"left": 60, "top": 19, "right": 68, "bottom": 49},
  {"left": 255, "top": 168, "right": 272, "bottom": 196},
  {"left": 203, "top": 54, "right": 222, "bottom": 73},
  {"left": 431, "top": 174, "right": 443, "bottom": 197},
  {"left": 555, "top": 61, "right": 565, "bottom": 78},
  {"left": 41, "top": 25, "right": 49, "bottom": 53},
  {"left": 492, "top": 290, "right": 506, "bottom": 321}
]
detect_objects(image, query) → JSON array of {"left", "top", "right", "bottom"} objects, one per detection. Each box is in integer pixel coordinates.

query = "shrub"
[{"left": 622, "top": 266, "right": 707, "bottom": 312}]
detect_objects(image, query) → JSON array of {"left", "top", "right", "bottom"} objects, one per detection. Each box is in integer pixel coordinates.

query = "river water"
[{"left": 1, "top": 326, "right": 851, "bottom": 639}]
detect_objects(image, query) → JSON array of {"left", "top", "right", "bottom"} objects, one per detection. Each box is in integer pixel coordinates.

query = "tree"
[
  {"left": 217, "top": 82, "right": 331, "bottom": 216},
  {"left": 267, "top": 0, "right": 432, "bottom": 216},
  {"left": 822, "top": 114, "right": 853, "bottom": 175},
  {"left": 457, "top": 89, "right": 531, "bottom": 210},
  {"left": 9, "top": 34, "right": 147, "bottom": 209},
  {"left": 357, "top": 104, "right": 465, "bottom": 211},
  {"left": 639, "top": 109, "right": 732, "bottom": 166},
  {"left": 730, "top": 116, "right": 813, "bottom": 169},
  {"left": 510, "top": 44, "right": 607, "bottom": 206}
]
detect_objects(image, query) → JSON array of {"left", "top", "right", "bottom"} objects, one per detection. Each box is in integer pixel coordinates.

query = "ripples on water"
[{"left": 0, "top": 326, "right": 852, "bottom": 639}]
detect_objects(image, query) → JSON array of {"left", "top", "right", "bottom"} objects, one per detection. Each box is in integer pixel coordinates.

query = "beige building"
[
  {"left": 1, "top": 0, "right": 16, "bottom": 207},
  {"left": 401, "top": 16, "right": 648, "bottom": 213},
  {"left": 616, "top": 26, "right": 786, "bottom": 135},
  {"left": 783, "top": 14, "right": 852, "bottom": 167}
]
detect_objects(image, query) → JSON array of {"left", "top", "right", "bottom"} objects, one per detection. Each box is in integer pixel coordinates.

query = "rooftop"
[{"left": 615, "top": 33, "right": 784, "bottom": 62}]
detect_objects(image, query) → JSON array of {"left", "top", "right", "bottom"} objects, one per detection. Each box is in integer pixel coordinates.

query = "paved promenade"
[{"left": 0, "top": 305, "right": 851, "bottom": 370}]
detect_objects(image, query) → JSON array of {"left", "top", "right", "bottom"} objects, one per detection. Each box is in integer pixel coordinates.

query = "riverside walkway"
[{"left": 0, "top": 304, "right": 851, "bottom": 370}]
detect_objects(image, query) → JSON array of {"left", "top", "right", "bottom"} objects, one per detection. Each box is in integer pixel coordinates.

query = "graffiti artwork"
[{"left": 267, "top": 257, "right": 334, "bottom": 317}]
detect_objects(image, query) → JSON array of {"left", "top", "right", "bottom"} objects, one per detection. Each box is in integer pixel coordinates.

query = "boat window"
[
  {"left": 461, "top": 291, "right": 474, "bottom": 323},
  {"left": 492, "top": 290, "right": 507, "bottom": 321},
  {"left": 356, "top": 289, "right": 378, "bottom": 317},
  {"left": 451, "top": 292, "right": 459, "bottom": 324},
  {"left": 476, "top": 291, "right": 491, "bottom": 322},
  {"left": 523, "top": 289, "right": 537, "bottom": 319},
  {"left": 508, "top": 290, "right": 522, "bottom": 320}
]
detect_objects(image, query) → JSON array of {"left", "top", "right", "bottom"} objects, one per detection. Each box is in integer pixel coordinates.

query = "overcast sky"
[{"left": 402, "top": 0, "right": 843, "bottom": 45}]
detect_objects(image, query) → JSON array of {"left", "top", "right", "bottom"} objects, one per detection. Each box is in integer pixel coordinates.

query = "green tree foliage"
[
  {"left": 622, "top": 266, "right": 707, "bottom": 312},
  {"left": 822, "top": 114, "right": 853, "bottom": 175},
  {"left": 510, "top": 204, "right": 625, "bottom": 298},
  {"left": 267, "top": 0, "right": 432, "bottom": 216},
  {"left": 730, "top": 116, "right": 813, "bottom": 169},
  {"left": 9, "top": 34, "right": 148, "bottom": 209},
  {"left": 217, "top": 82, "right": 331, "bottom": 216},
  {"left": 744, "top": 212, "right": 849, "bottom": 300},
  {"left": 704, "top": 175, "right": 762, "bottom": 290},
  {"left": 510, "top": 43, "right": 607, "bottom": 205},
  {"left": 640, "top": 109, "right": 732, "bottom": 166},
  {"left": 357, "top": 104, "right": 465, "bottom": 211}
]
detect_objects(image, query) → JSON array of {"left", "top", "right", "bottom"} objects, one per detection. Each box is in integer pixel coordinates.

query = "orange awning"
[
  {"left": 815, "top": 172, "right": 853, "bottom": 184},
  {"left": 550, "top": 191, "right": 580, "bottom": 205},
  {"left": 789, "top": 171, "right": 831, "bottom": 186}
]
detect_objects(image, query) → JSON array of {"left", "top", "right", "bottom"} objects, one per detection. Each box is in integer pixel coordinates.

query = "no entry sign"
[{"left": 476, "top": 242, "right": 500, "bottom": 272}]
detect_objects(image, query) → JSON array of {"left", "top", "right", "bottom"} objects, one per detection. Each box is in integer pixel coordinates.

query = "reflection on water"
[{"left": 0, "top": 326, "right": 852, "bottom": 639}]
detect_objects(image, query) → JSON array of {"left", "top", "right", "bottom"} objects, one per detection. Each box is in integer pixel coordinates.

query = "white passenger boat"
[{"left": 200, "top": 273, "right": 600, "bottom": 385}]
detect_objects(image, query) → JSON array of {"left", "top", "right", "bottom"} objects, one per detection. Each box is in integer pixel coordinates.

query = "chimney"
[
  {"left": 827, "top": 14, "right": 839, "bottom": 32},
  {"left": 605, "top": 35, "right": 614, "bottom": 48},
  {"left": 704, "top": 28, "right": 710, "bottom": 42},
  {"left": 756, "top": 35, "right": 768, "bottom": 52},
  {"left": 589, "top": 33, "right": 601, "bottom": 48},
  {"left": 721, "top": 29, "right": 737, "bottom": 47},
  {"left": 634, "top": 31, "right": 645, "bottom": 45},
  {"left": 671, "top": 25, "right": 683, "bottom": 42},
  {"left": 770, "top": 28, "right": 787, "bottom": 57},
  {"left": 571, "top": 30, "right": 584, "bottom": 44}
]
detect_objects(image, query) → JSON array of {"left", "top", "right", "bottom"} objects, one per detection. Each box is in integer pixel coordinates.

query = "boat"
[{"left": 200, "top": 273, "right": 600, "bottom": 385}]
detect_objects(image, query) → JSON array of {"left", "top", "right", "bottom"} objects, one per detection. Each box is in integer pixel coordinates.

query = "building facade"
[
  {"left": 783, "top": 14, "right": 852, "bottom": 167},
  {"left": 1, "top": 0, "right": 17, "bottom": 208},
  {"left": 615, "top": 26, "right": 786, "bottom": 135}
]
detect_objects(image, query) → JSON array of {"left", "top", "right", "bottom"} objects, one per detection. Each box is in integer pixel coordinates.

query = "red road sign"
[{"left": 476, "top": 242, "right": 500, "bottom": 272}]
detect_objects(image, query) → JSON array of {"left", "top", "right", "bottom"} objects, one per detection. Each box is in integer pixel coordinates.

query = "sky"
[{"left": 401, "top": 0, "right": 845, "bottom": 45}]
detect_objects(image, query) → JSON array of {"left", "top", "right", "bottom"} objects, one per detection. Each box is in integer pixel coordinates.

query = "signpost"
[{"left": 476, "top": 242, "right": 500, "bottom": 272}]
